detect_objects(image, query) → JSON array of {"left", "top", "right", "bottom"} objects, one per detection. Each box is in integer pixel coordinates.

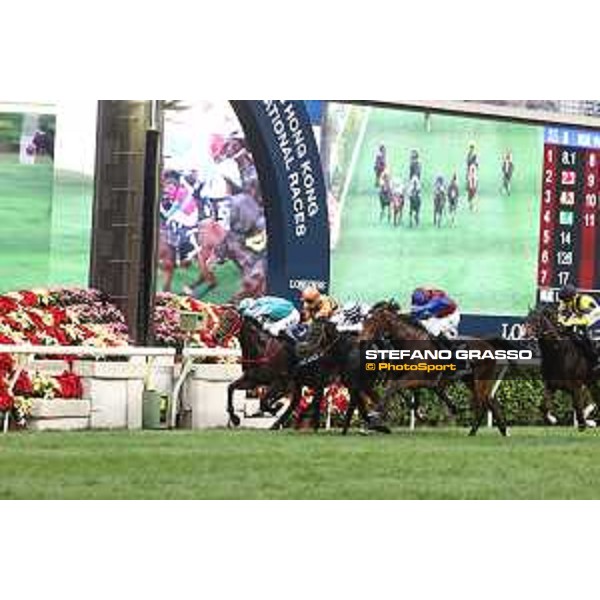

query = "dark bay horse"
[
  {"left": 524, "top": 305, "right": 600, "bottom": 430},
  {"left": 447, "top": 176, "right": 459, "bottom": 226},
  {"left": 358, "top": 303, "right": 508, "bottom": 436},
  {"left": 379, "top": 173, "right": 392, "bottom": 222},
  {"left": 502, "top": 153, "right": 514, "bottom": 195},
  {"left": 221, "top": 308, "right": 295, "bottom": 427},
  {"left": 433, "top": 181, "right": 446, "bottom": 228},
  {"left": 408, "top": 176, "right": 421, "bottom": 228},
  {"left": 220, "top": 310, "right": 380, "bottom": 433}
]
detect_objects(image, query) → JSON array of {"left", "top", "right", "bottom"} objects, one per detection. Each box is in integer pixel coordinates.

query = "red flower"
[
  {"left": 55, "top": 371, "right": 83, "bottom": 399},
  {"left": 0, "top": 389, "right": 13, "bottom": 411},
  {"left": 14, "top": 371, "right": 33, "bottom": 396},
  {"left": 49, "top": 307, "right": 68, "bottom": 325},
  {"left": 19, "top": 291, "right": 38, "bottom": 307},
  {"left": 0, "top": 297, "right": 18, "bottom": 315},
  {"left": 0, "top": 353, "right": 14, "bottom": 374},
  {"left": 0, "top": 334, "right": 14, "bottom": 345}
]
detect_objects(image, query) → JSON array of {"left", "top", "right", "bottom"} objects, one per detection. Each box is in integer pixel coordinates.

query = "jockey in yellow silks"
[{"left": 557, "top": 285, "right": 600, "bottom": 343}]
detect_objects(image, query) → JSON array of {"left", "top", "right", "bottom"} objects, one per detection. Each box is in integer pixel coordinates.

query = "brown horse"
[
  {"left": 358, "top": 303, "right": 508, "bottom": 436},
  {"left": 158, "top": 219, "right": 221, "bottom": 294},
  {"left": 524, "top": 304, "right": 600, "bottom": 430}
]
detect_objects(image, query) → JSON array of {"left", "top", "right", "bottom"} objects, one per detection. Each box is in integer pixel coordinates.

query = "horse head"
[{"left": 524, "top": 304, "right": 560, "bottom": 339}]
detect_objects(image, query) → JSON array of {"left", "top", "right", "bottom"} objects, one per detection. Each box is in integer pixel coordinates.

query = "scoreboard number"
[
  {"left": 558, "top": 272, "right": 571, "bottom": 286},
  {"left": 562, "top": 151, "right": 577, "bottom": 165},
  {"left": 586, "top": 193, "right": 598, "bottom": 208},
  {"left": 561, "top": 171, "right": 577, "bottom": 185}
]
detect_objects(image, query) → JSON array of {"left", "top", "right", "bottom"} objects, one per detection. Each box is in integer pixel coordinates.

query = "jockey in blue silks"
[
  {"left": 239, "top": 296, "right": 301, "bottom": 337},
  {"left": 411, "top": 287, "right": 461, "bottom": 339}
]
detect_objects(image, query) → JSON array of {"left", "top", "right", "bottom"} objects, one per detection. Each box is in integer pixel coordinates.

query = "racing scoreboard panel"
[{"left": 538, "top": 126, "right": 600, "bottom": 302}]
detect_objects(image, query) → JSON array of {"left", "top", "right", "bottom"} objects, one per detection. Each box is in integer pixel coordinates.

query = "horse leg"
[
  {"left": 572, "top": 386, "right": 587, "bottom": 432},
  {"left": 341, "top": 388, "right": 361, "bottom": 435},
  {"left": 467, "top": 383, "right": 487, "bottom": 437},
  {"left": 435, "top": 384, "right": 458, "bottom": 417},
  {"left": 270, "top": 384, "right": 300, "bottom": 430},
  {"left": 541, "top": 385, "right": 558, "bottom": 425},
  {"left": 310, "top": 386, "right": 326, "bottom": 432},
  {"left": 227, "top": 375, "right": 252, "bottom": 427}
]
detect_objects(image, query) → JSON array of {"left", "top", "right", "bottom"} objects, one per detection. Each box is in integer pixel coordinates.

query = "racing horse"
[
  {"left": 408, "top": 176, "right": 421, "bottom": 228},
  {"left": 391, "top": 182, "right": 405, "bottom": 227},
  {"left": 220, "top": 308, "right": 296, "bottom": 427},
  {"left": 220, "top": 309, "right": 380, "bottom": 433},
  {"left": 502, "top": 152, "right": 514, "bottom": 195},
  {"left": 524, "top": 304, "right": 600, "bottom": 430},
  {"left": 183, "top": 193, "right": 267, "bottom": 302},
  {"left": 433, "top": 178, "right": 446, "bottom": 228},
  {"left": 447, "top": 175, "right": 459, "bottom": 226},
  {"left": 379, "top": 172, "right": 393, "bottom": 222},
  {"left": 467, "top": 163, "right": 478, "bottom": 211},
  {"left": 357, "top": 302, "right": 509, "bottom": 436}
]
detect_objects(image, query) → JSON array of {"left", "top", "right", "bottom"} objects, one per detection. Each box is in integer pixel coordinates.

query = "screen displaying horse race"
[
  {"left": 324, "top": 103, "right": 544, "bottom": 320},
  {"left": 159, "top": 101, "right": 266, "bottom": 303}
]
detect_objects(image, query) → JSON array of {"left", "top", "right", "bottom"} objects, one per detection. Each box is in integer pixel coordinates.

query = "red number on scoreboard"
[{"left": 561, "top": 171, "right": 576, "bottom": 185}]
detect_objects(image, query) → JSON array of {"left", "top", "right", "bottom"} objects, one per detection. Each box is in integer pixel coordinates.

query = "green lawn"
[
  {"left": 331, "top": 108, "right": 543, "bottom": 316},
  {"left": 2, "top": 428, "right": 600, "bottom": 499}
]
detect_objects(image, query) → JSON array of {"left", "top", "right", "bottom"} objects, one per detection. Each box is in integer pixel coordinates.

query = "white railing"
[{"left": 169, "top": 347, "right": 242, "bottom": 428}]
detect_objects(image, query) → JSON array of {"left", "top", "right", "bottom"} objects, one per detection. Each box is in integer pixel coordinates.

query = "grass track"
[{"left": 2, "top": 428, "right": 600, "bottom": 499}]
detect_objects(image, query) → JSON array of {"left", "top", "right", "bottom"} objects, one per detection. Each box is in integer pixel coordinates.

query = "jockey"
[
  {"left": 296, "top": 286, "right": 340, "bottom": 365},
  {"left": 301, "top": 286, "right": 339, "bottom": 324},
  {"left": 467, "top": 141, "right": 479, "bottom": 169},
  {"left": 330, "top": 301, "right": 370, "bottom": 333},
  {"left": 411, "top": 287, "right": 461, "bottom": 339},
  {"left": 238, "top": 296, "right": 300, "bottom": 338},
  {"left": 374, "top": 144, "right": 387, "bottom": 186},
  {"left": 557, "top": 285, "right": 600, "bottom": 344}
]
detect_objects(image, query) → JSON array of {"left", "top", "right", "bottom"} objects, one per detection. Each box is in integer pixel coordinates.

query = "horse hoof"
[
  {"left": 229, "top": 414, "right": 241, "bottom": 428},
  {"left": 545, "top": 413, "right": 558, "bottom": 426},
  {"left": 584, "top": 404, "right": 596, "bottom": 419},
  {"left": 586, "top": 420, "right": 597, "bottom": 428}
]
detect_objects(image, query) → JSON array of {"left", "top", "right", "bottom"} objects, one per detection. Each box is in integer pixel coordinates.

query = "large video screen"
[
  {"left": 325, "top": 103, "right": 545, "bottom": 322},
  {"left": 159, "top": 101, "right": 266, "bottom": 303}
]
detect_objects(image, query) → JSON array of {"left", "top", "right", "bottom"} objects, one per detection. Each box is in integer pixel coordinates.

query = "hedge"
[{"left": 380, "top": 370, "right": 595, "bottom": 427}]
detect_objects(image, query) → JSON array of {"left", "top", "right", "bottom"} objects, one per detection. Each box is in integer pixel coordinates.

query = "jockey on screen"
[
  {"left": 239, "top": 296, "right": 300, "bottom": 338},
  {"left": 411, "top": 287, "right": 461, "bottom": 339}
]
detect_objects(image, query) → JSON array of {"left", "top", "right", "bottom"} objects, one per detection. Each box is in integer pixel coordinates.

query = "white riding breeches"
[
  {"left": 421, "top": 311, "right": 461, "bottom": 339},
  {"left": 264, "top": 309, "right": 301, "bottom": 337}
]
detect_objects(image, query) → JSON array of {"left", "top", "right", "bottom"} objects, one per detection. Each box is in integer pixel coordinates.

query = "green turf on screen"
[{"left": 331, "top": 108, "right": 543, "bottom": 316}]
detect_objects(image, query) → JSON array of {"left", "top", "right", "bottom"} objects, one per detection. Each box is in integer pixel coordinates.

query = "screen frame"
[{"left": 325, "top": 100, "right": 600, "bottom": 339}]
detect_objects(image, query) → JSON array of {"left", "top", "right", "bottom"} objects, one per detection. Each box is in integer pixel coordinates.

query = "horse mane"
[{"left": 396, "top": 312, "right": 431, "bottom": 340}]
